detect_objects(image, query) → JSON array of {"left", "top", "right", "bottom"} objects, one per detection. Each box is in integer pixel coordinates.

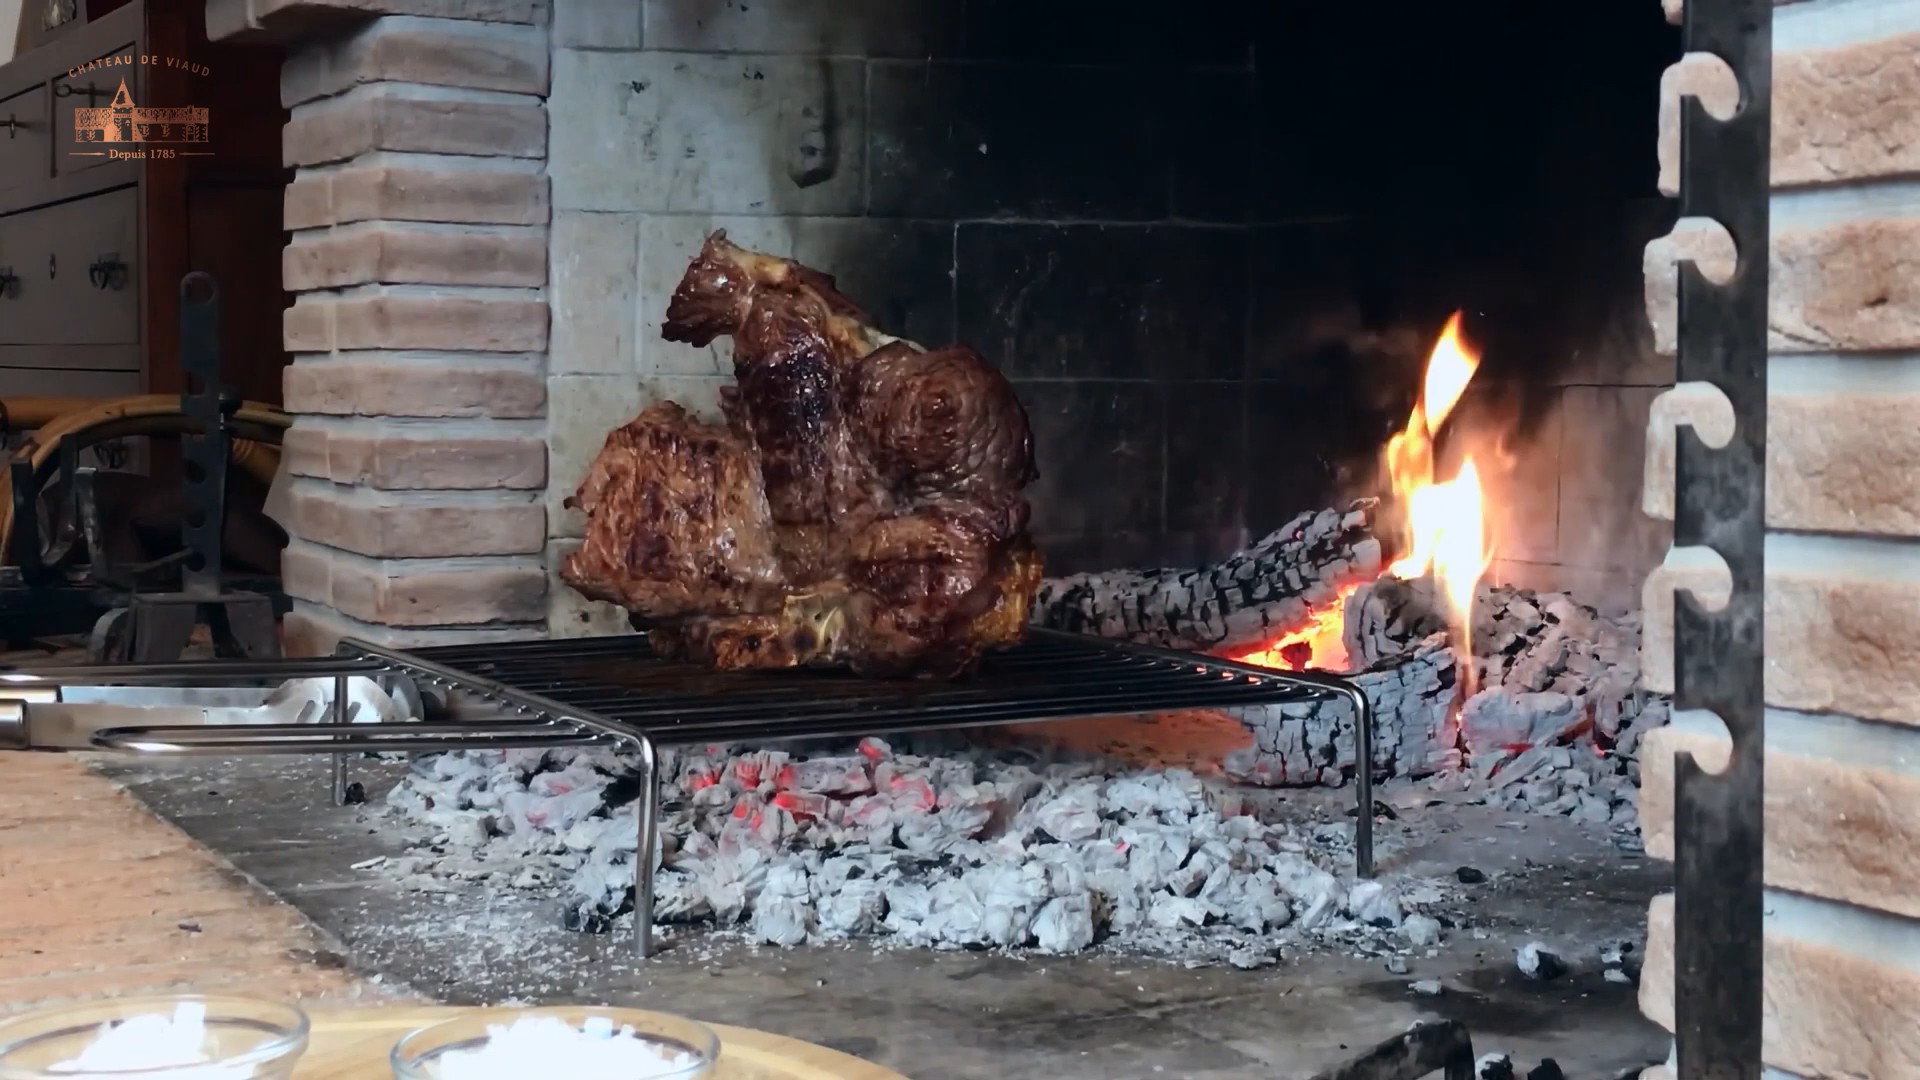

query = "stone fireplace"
[{"left": 208, "top": 0, "right": 1920, "bottom": 1069}]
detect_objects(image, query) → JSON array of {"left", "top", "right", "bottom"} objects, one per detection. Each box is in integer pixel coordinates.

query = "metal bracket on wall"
[
  {"left": 179, "top": 272, "right": 229, "bottom": 597},
  {"left": 1672, "top": 0, "right": 1770, "bottom": 1077}
]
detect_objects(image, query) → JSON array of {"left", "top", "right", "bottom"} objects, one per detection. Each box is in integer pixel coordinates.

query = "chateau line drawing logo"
[{"left": 70, "top": 75, "right": 210, "bottom": 160}]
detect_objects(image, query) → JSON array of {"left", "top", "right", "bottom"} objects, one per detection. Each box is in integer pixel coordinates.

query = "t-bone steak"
[{"left": 561, "top": 232, "right": 1043, "bottom": 677}]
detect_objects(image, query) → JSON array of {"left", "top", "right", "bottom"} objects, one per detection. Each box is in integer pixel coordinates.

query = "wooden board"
[{"left": 298, "top": 1006, "right": 909, "bottom": 1080}]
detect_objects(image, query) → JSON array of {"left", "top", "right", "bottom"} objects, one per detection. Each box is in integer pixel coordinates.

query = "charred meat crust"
[{"left": 566, "top": 230, "right": 1042, "bottom": 677}]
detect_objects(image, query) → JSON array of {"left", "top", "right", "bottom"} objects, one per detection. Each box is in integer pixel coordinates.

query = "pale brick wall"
[
  {"left": 209, "top": 0, "right": 556, "bottom": 653},
  {"left": 1638, "top": 0, "right": 1920, "bottom": 1074}
]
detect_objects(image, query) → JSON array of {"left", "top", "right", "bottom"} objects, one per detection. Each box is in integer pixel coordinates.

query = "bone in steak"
[{"left": 561, "top": 232, "right": 1042, "bottom": 676}]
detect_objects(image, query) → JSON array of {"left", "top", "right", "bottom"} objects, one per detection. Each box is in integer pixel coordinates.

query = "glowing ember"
[
  {"left": 1383, "top": 311, "right": 1492, "bottom": 669},
  {"left": 1229, "top": 584, "right": 1359, "bottom": 672}
]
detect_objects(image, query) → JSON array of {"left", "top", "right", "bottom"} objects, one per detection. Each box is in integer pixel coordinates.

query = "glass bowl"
[
  {"left": 390, "top": 1007, "right": 719, "bottom": 1080},
  {"left": 0, "top": 995, "right": 309, "bottom": 1079}
]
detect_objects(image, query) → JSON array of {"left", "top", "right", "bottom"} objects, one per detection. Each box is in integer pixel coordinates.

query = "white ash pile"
[
  {"left": 379, "top": 737, "right": 1458, "bottom": 964},
  {"left": 1285, "top": 575, "right": 1665, "bottom": 834}
]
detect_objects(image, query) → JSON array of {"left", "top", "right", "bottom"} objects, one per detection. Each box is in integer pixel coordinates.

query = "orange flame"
[
  {"left": 1385, "top": 312, "right": 1492, "bottom": 670},
  {"left": 1229, "top": 312, "right": 1493, "bottom": 681}
]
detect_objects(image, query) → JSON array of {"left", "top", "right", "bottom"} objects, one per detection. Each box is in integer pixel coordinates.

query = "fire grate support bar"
[
  {"left": 1671, "top": 0, "right": 1769, "bottom": 1075},
  {"left": 0, "top": 629, "right": 1374, "bottom": 960}
]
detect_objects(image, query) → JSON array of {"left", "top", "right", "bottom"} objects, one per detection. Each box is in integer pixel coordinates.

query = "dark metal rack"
[
  {"left": 0, "top": 273, "right": 287, "bottom": 657},
  {"left": 0, "top": 628, "right": 1373, "bottom": 960},
  {"left": 1671, "top": 0, "right": 1769, "bottom": 1076}
]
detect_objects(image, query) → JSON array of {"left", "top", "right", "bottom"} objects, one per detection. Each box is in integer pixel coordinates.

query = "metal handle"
[
  {"left": 0, "top": 267, "right": 16, "bottom": 298},
  {"left": 52, "top": 80, "right": 106, "bottom": 103},
  {"left": 88, "top": 254, "right": 127, "bottom": 291}
]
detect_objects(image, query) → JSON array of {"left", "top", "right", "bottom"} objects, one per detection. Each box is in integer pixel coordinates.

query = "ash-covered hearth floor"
[{"left": 94, "top": 755, "right": 1673, "bottom": 1079}]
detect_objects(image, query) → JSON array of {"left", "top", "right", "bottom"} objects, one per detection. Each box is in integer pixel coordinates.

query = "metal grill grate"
[
  {"left": 0, "top": 628, "right": 1372, "bottom": 959},
  {"left": 402, "top": 628, "right": 1356, "bottom": 747}
]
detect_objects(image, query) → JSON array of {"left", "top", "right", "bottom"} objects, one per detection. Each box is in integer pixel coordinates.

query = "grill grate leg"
[
  {"left": 633, "top": 734, "right": 660, "bottom": 959},
  {"left": 331, "top": 673, "right": 350, "bottom": 806}
]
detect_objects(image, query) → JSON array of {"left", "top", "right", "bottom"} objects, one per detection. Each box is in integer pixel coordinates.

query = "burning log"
[
  {"left": 1218, "top": 575, "right": 1653, "bottom": 789},
  {"left": 1218, "top": 576, "right": 1461, "bottom": 786},
  {"left": 1223, "top": 634, "right": 1460, "bottom": 787},
  {"left": 1031, "top": 501, "right": 1384, "bottom": 653}
]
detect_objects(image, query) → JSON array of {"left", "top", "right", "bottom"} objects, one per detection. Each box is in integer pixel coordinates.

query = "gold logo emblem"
[{"left": 71, "top": 75, "right": 210, "bottom": 160}]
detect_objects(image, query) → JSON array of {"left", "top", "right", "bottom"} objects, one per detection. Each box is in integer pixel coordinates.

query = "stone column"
[
  {"left": 210, "top": 0, "right": 554, "bottom": 653},
  {"left": 1637, "top": 1, "right": 1920, "bottom": 1074}
]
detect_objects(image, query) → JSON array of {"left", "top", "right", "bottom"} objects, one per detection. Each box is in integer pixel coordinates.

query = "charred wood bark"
[
  {"left": 1222, "top": 632, "right": 1460, "bottom": 787},
  {"left": 1031, "top": 501, "right": 1384, "bottom": 652},
  {"left": 1306, "top": 1019, "right": 1477, "bottom": 1080}
]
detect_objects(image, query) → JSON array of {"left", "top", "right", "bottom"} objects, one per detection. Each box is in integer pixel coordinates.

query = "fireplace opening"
[
  {"left": 0, "top": 0, "right": 1721, "bottom": 1072},
  {"left": 531, "top": 0, "right": 1685, "bottom": 986}
]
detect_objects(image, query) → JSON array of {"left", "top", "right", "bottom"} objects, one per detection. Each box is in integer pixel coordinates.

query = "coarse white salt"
[
  {"left": 52, "top": 1002, "right": 255, "bottom": 1078},
  {"left": 429, "top": 1016, "right": 705, "bottom": 1080}
]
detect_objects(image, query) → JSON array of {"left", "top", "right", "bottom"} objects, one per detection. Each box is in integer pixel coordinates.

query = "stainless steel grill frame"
[{"left": 0, "top": 628, "right": 1374, "bottom": 958}]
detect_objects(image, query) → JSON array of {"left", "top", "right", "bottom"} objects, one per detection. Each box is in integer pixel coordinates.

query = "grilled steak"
[{"left": 561, "top": 232, "right": 1042, "bottom": 677}]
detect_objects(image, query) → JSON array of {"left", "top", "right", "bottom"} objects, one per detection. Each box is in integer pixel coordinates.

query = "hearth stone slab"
[{"left": 89, "top": 754, "right": 1672, "bottom": 1080}]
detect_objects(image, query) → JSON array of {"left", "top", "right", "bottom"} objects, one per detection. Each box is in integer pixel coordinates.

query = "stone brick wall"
[
  {"left": 208, "top": 0, "right": 555, "bottom": 653},
  {"left": 1638, "top": 0, "right": 1920, "bottom": 1074}
]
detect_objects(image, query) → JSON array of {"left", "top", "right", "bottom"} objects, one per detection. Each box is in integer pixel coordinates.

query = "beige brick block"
[
  {"left": 277, "top": 426, "right": 328, "bottom": 477},
  {"left": 288, "top": 485, "right": 544, "bottom": 557},
  {"left": 1641, "top": 894, "right": 1920, "bottom": 1079},
  {"left": 1647, "top": 219, "right": 1920, "bottom": 355},
  {"left": 282, "top": 424, "right": 546, "bottom": 489},
  {"left": 282, "top": 602, "right": 542, "bottom": 656},
  {"left": 1776, "top": 33, "right": 1920, "bottom": 188},
  {"left": 1774, "top": 219, "right": 1920, "bottom": 353},
  {"left": 284, "top": 358, "right": 545, "bottom": 418},
  {"left": 1642, "top": 549, "right": 1920, "bottom": 726},
  {"left": 281, "top": 543, "right": 546, "bottom": 625},
  {"left": 1638, "top": 550, "right": 1731, "bottom": 697},
  {"left": 283, "top": 226, "right": 546, "bottom": 289},
  {"left": 1772, "top": 389, "right": 1920, "bottom": 534},
  {"left": 283, "top": 89, "right": 545, "bottom": 167},
  {"left": 1656, "top": 53, "right": 1739, "bottom": 198},
  {"left": 281, "top": 16, "right": 549, "bottom": 106},
  {"left": 329, "top": 166, "right": 549, "bottom": 226},
  {"left": 1643, "top": 384, "right": 1920, "bottom": 536},
  {"left": 287, "top": 294, "right": 547, "bottom": 352},
  {"left": 1640, "top": 726, "right": 1920, "bottom": 919},
  {"left": 1643, "top": 222, "right": 1737, "bottom": 357},
  {"left": 1640, "top": 383, "right": 1736, "bottom": 521},
  {"left": 1771, "top": 565, "right": 1920, "bottom": 725},
  {"left": 283, "top": 299, "right": 334, "bottom": 351},
  {"left": 285, "top": 176, "right": 332, "bottom": 230},
  {"left": 1658, "top": 34, "right": 1920, "bottom": 194},
  {"left": 210, "top": 0, "right": 547, "bottom": 43}
]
